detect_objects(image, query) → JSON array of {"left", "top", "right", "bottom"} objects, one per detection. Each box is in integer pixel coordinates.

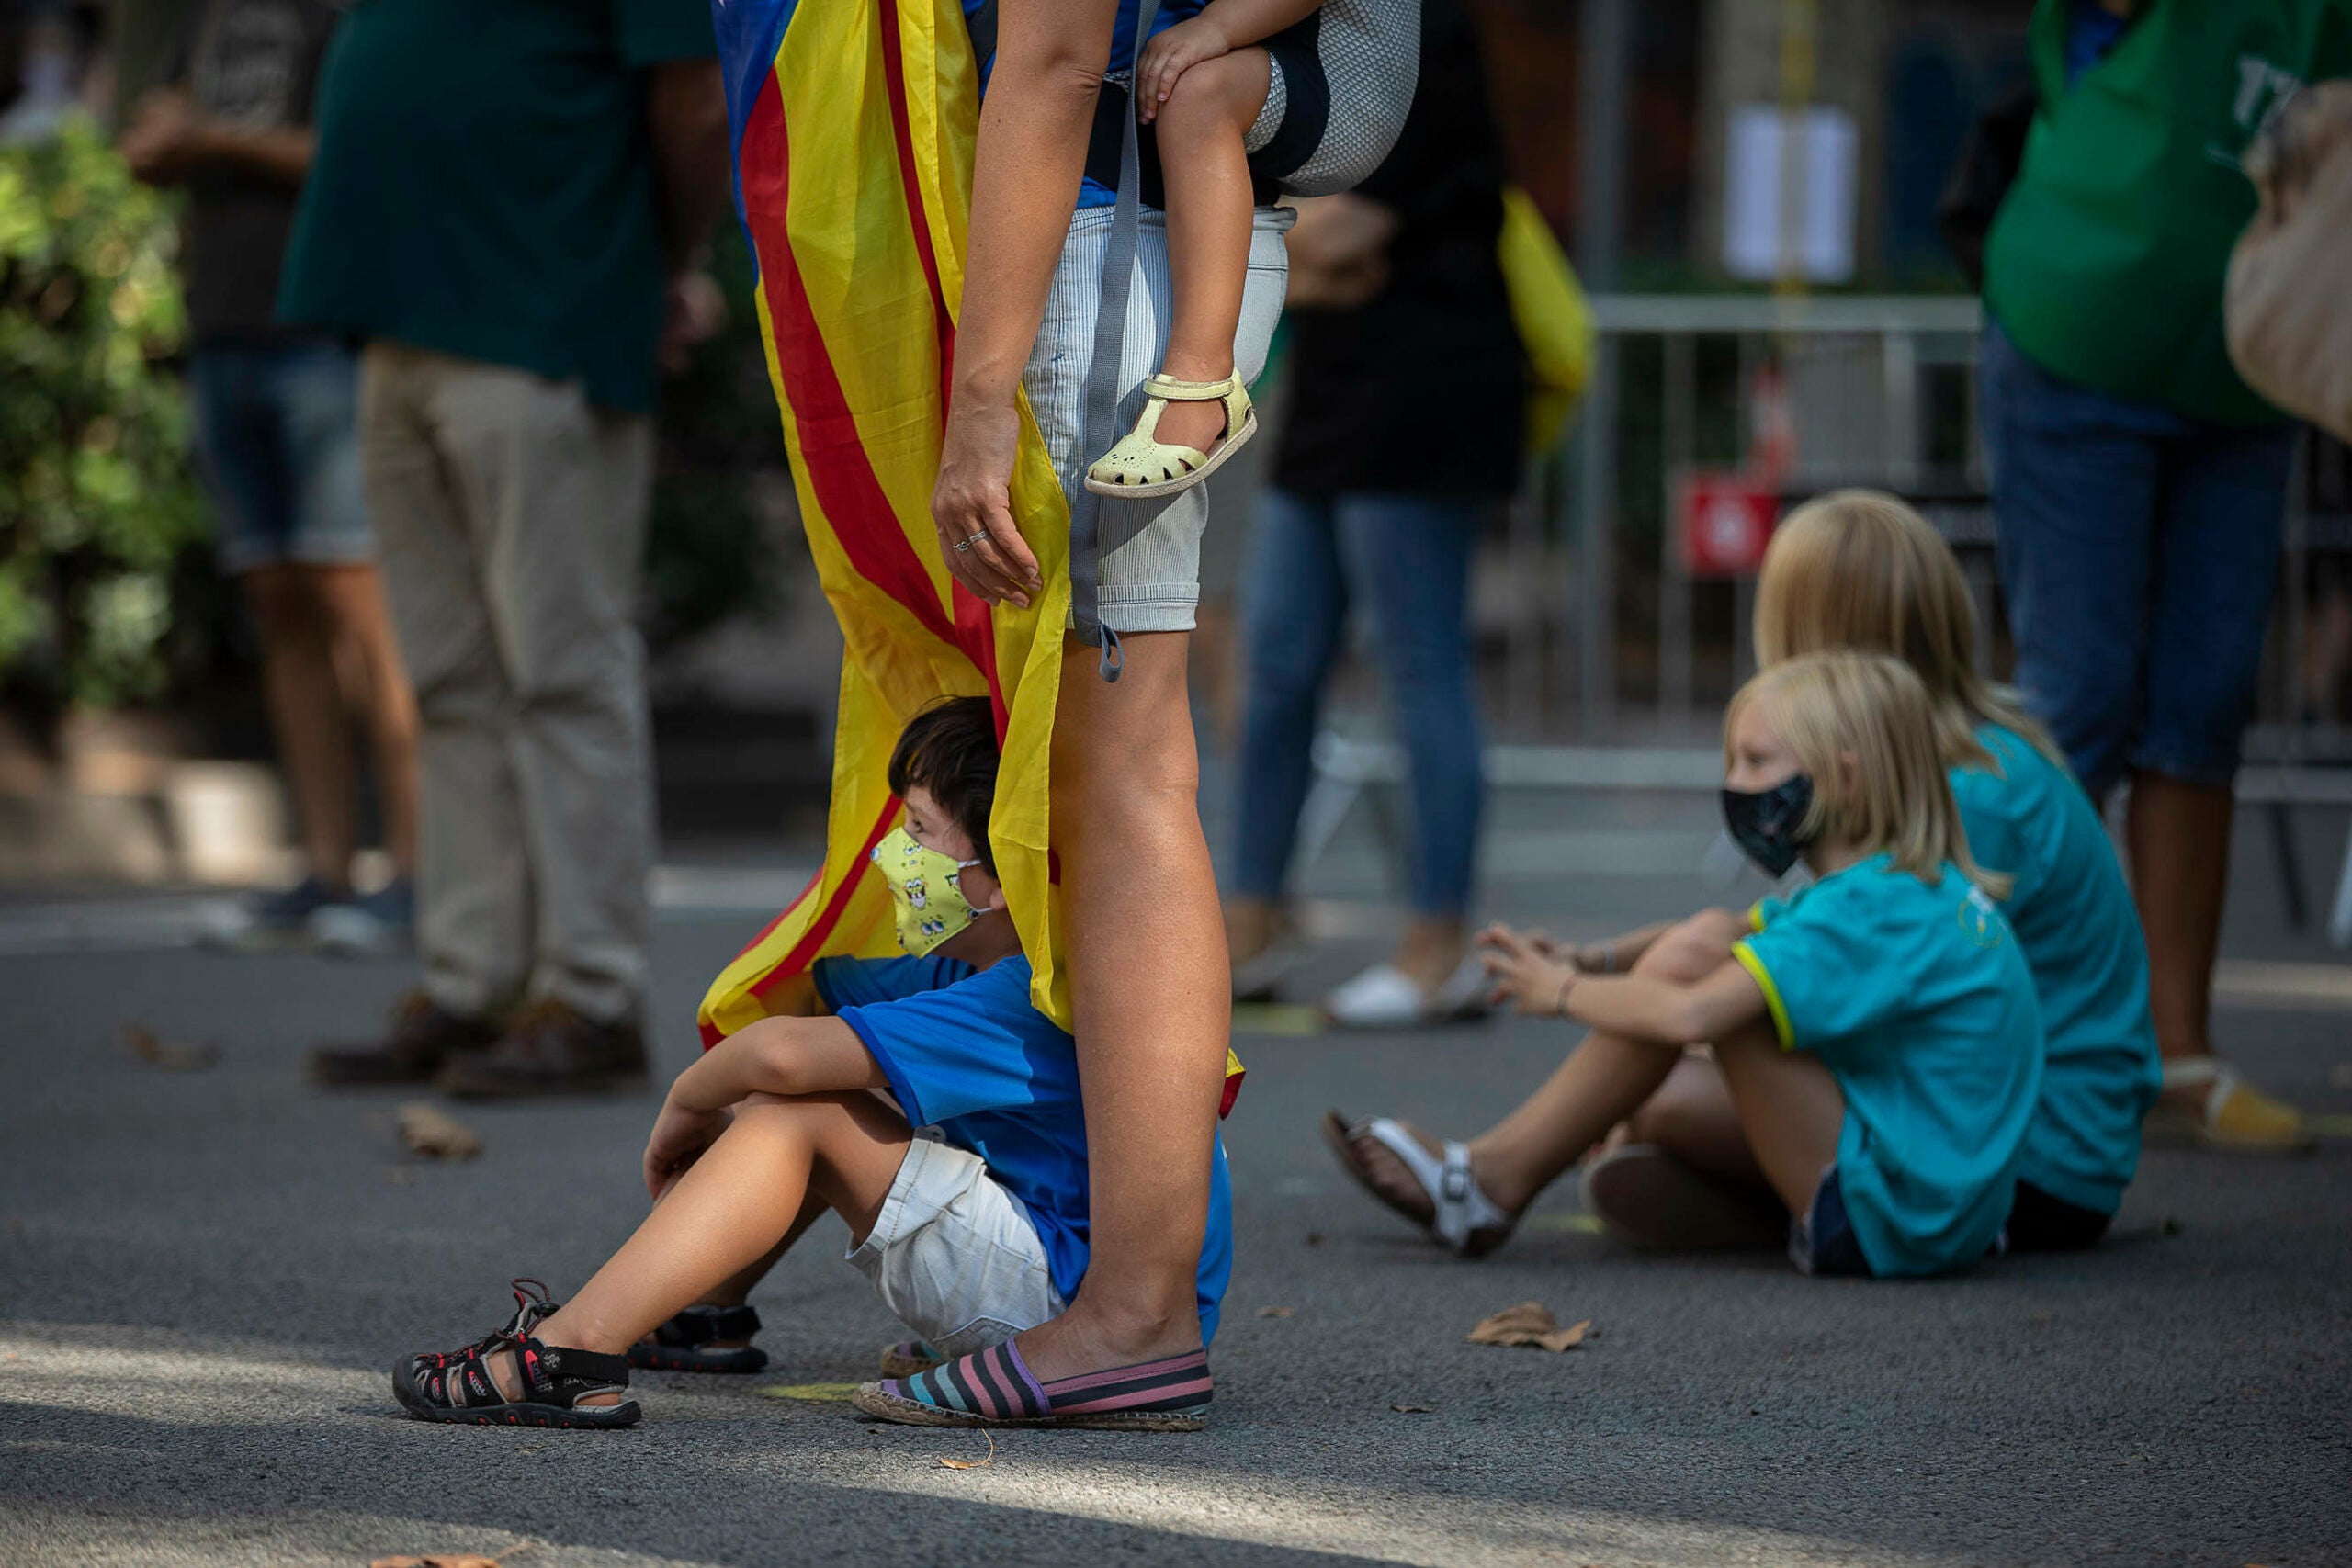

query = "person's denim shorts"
[
  {"left": 1788, "top": 1166, "right": 1872, "bottom": 1278},
  {"left": 1978, "top": 320, "right": 2298, "bottom": 798},
  {"left": 1021, "top": 205, "right": 1293, "bottom": 634},
  {"left": 189, "top": 340, "right": 372, "bottom": 576}
]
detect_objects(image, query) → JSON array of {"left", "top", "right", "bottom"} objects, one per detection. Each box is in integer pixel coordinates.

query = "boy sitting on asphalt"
[{"left": 390, "top": 697, "right": 1232, "bottom": 1432}]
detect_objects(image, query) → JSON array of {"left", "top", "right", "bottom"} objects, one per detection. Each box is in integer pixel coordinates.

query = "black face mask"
[{"left": 1721, "top": 773, "right": 1815, "bottom": 878}]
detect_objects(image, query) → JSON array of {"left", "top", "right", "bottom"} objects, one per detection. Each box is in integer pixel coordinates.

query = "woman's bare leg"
[
  {"left": 244, "top": 566, "right": 359, "bottom": 892},
  {"left": 1017, "top": 633, "right": 1227, "bottom": 1382},
  {"left": 314, "top": 564, "right": 421, "bottom": 880},
  {"left": 1150, "top": 49, "right": 1272, "bottom": 457}
]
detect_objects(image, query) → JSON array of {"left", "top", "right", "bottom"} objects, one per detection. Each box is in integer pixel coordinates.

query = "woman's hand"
[
  {"left": 1478, "top": 922, "right": 1581, "bottom": 1018},
  {"left": 644, "top": 1097, "right": 729, "bottom": 1200},
  {"left": 1136, "top": 17, "right": 1233, "bottom": 123},
  {"left": 933, "top": 394, "right": 1041, "bottom": 608},
  {"left": 1280, "top": 193, "right": 1398, "bottom": 310}
]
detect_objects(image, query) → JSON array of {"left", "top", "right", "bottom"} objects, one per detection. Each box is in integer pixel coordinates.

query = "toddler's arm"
[{"left": 1136, "top": 0, "right": 1323, "bottom": 119}]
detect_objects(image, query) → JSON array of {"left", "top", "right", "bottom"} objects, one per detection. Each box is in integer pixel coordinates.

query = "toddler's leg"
[
  {"left": 500, "top": 1094, "right": 910, "bottom": 1402},
  {"left": 1153, "top": 48, "right": 1272, "bottom": 457}
]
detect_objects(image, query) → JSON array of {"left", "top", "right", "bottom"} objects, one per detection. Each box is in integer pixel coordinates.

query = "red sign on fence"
[{"left": 1676, "top": 471, "right": 1780, "bottom": 578}]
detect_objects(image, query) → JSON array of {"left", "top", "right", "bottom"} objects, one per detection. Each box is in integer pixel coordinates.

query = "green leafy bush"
[{"left": 0, "top": 117, "right": 208, "bottom": 712}]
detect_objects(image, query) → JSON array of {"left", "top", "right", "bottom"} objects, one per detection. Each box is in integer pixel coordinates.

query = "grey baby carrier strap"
[{"left": 1065, "top": 0, "right": 1161, "bottom": 684}]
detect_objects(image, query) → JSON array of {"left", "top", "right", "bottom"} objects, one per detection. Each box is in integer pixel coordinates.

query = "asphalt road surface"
[{"left": 5, "top": 795, "right": 2349, "bottom": 1566}]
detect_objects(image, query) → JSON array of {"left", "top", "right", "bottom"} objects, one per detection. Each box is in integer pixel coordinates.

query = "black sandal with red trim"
[{"left": 392, "top": 1280, "right": 639, "bottom": 1430}]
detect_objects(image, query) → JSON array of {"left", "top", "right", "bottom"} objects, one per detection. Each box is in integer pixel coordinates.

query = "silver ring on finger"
[{"left": 953, "top": 532, "right": 989, "bottom": 554}]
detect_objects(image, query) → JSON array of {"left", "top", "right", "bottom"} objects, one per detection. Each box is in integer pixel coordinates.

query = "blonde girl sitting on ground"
[{"left": 1326, "top": 649, "right": 2044, "bottom": 1279}]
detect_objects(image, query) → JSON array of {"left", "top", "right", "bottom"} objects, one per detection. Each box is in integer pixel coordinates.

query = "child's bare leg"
[
  {"left": 487, "top": 1095, "right": 910, "bottom": 1402},
  {"left": 1624, "top": 1055, "right": 1770, "bottom": 1188},
  {"left": 650, "top": 1192, "right": 828, "bottom": 1349},
  {"left": 1152, "top": 48, "right": 1272, "bottom": 457},
  {"left": 1339, "top": 910, "right": 1747, "bottom": 1217},
  {"left": 1709, "top": 1024, "right": 1846, "bottom": 1213}
]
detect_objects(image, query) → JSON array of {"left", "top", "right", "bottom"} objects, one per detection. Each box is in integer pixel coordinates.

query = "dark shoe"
[
  {"left": 306, "top": 991, "right": 500, "bottom": 1087},
  {"left": 393, "top": 1279, "right": 640, "bottom": 1430},
  {"left": 1578, "top": 1144, "right": 1788, "bottom": 1252},
  {"left": 437, "top": 998, "right": 650, "bottom": 1099},
  {"left": 202, "top": 876, "right": 338, "bottom": 952},
  {"left": 628, "top": 1304, "right": 768, "bottom": 1373}
]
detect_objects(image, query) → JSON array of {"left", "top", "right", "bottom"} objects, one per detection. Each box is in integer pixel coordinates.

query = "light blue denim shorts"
[{"left": 1022, "top": 205, "right": 1294, "bottom": 634}]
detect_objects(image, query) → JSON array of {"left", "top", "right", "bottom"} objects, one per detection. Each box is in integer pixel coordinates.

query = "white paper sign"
[{"left": 1724, "top": 102, "right": 1858, "bottom": 284}]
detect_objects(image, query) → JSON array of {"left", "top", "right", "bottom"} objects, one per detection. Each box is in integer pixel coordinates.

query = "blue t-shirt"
[
  {"left": 1734, "top": 856, "right": 2044, "bottom": 1278},
  {"left": 1951, "top": 724, "right": 2160, "bottom": 1215},
  {"left": 961, "top": 0, "right": 1206, "bottom": 208},
  {"left": 812, "top": 952, "right": 1234, "bottom": 1342},
  {"left": 2064, "top": 0, "right": 2132, "bottom": 85}
]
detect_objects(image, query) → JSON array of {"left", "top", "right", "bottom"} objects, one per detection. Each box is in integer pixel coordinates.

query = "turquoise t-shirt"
[
  {"left": 1734, "top": 856, "right": 2043, "bottom": 1278},
  {"left": 1951, "top": 724, "right": 2160, "bottom": 1216}
]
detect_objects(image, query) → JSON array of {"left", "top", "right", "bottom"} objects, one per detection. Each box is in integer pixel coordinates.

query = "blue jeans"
[
  {"left": 189, "top": 341, "right": 372, "bottom": 576},
  {"left": 1229, "top": 488, "right": 1487, "bottom": 917},
  {"left": 1979, "top": 321, "right": 2297, "bottom": 798}
]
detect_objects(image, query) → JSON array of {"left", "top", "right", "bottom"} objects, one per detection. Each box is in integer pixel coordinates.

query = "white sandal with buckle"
[
  {"left": 1321, "top": 1111, "right": 1517, "bottom": 1257},
  {"left": 1083, "top": 372, "right": 1256, "bottom": 499}
]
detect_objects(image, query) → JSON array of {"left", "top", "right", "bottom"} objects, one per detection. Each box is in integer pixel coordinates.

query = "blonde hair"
[
  {"left": 1725, "top": 649, "right": 2012, "bottom": 899},
  {"left": 1755, "top": 489, "right": 2067, "bottom": 776}
]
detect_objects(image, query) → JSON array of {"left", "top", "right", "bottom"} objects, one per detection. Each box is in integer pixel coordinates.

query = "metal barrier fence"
[{"left": 1308, "top": 293, "right": 2352, "bottom": 940}]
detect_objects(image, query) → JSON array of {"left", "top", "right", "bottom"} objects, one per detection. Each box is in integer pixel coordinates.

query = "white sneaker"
[{"left": 1321, "top": 953, "right": 1489, "bottom": 1030}]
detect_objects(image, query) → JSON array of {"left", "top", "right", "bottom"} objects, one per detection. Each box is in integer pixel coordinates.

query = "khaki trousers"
[{"left": 358, "top": 343, "right": 654, "bottom": 1024}]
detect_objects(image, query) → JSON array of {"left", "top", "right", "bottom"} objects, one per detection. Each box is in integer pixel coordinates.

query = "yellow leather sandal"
[{"left": 1083, "top": 372, "right": 1256, "bottom": 499}]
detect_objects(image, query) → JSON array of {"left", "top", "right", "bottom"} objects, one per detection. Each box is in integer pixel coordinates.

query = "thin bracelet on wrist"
[{"left": 1555, "top": 974, "right": 1576, "bottom": 1016}]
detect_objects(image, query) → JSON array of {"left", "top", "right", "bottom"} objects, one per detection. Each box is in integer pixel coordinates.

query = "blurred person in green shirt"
[
  {"left": 284, "top": 0, "right": 729, "bottom": 1098},
  {"left": 1979, "top": 0, "right": 2351, "bottom": 1152}
]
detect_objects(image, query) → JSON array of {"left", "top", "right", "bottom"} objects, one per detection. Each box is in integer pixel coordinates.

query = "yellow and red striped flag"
[{"left": 698, "top": 0, "right": 1241, "bottom": 1111}]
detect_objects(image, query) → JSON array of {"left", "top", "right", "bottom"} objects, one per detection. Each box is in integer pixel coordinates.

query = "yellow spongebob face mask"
[{"left": 871, "top": 826, "right": 986, "bottom": 956}]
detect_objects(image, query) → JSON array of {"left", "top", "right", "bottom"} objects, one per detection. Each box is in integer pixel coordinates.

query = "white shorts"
[{"left": 844, "top": 1136, "right": 1066, "bottom": 1359}]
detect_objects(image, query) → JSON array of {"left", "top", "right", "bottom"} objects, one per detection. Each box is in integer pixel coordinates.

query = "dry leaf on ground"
[
  {"left": 122, "top": 1023, "right": 220, "bottom": 1072},
  {"left": 938, "top": 1431, "right": 997, "bottom": 1471},
  {"left": 1391, "top": 1404, "right": 1432, "bottom": 1414},
  {"left": 398, "top": 1102, "right": 483, "bottom": 1160},
  {"left": 1258, "top": 1305, "right": 1295, "bottom": 1319},
  {"left": 1465, "top": 1301, "right": 1592, "bottom": 1353}
]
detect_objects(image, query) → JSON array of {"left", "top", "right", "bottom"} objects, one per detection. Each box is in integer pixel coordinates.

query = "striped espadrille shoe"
[{"left": 852, "top": 1339, "right": 1211, "bottom": 1432}]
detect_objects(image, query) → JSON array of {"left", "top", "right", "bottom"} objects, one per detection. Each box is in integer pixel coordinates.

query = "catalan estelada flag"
[{"left": 696, "top": 0, "right": 1242, "bottom": 1113}]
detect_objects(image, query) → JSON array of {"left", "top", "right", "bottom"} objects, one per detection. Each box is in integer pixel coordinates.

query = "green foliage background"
[{"left": 0, "top": 117, "right": 209, "bottom": 714}]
